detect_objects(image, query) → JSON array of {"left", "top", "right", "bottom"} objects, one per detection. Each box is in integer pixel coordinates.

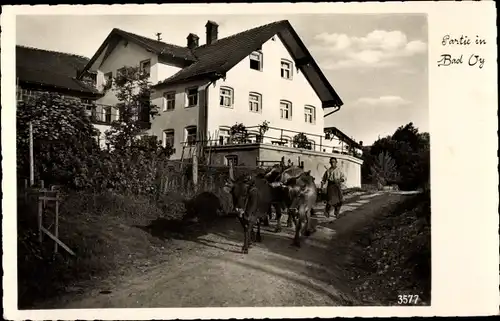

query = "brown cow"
[
  {"left": 279, "top": 170, "right": 318, "bottom": 247},
  {"left": 263, "top": 164, "right": 305, "bottom": 232},
  {"left": 223, "top": 174, "right": 275, "bottom": 254}
]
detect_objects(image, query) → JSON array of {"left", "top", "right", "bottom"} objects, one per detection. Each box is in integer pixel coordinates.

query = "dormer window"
[
  {"left": 281, "top": 59, "right": 293, "bottom": 80},
  {"left": 140, "top": 59, "right": 151, "bottom": 77},
  {"left": 250, "top": 51, "right": 263, "bottom": 71}
]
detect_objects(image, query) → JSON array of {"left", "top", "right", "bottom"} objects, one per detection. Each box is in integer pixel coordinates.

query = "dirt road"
[{"left": 43, "top": 191, "right": 405, "bottom": 308}]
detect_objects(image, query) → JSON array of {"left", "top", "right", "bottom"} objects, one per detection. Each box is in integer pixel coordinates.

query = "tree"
[
  {"left": 104, "top": 66, "right": 160, "bottom": 150},
  {"left": 361, "top": 122, "right": 430, "bottom": 191},
  {"left": 369, "top": 152, "right": 400, "bottom": 187},
  {"left": 16, "top": 92, "right": 100, "bottom": 187},
  {"left": 96, "top": 65, "right": 174, "bottom": 194}
]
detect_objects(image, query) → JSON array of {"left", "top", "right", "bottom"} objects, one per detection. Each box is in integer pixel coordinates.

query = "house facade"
[
  {"left": 15, "top": 45, "right": 122, "bottom": 147},
  {"left": 18, "top": 20, "right": 364, "bottom": 187}
]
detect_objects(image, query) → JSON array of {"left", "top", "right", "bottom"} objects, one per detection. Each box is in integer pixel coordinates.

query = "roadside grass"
[
  {"left": 17, "top": 188, "right": 233, "bottom": 309},
  {"left": 340, "top": 190, "right": 431, "bottom": 305}
]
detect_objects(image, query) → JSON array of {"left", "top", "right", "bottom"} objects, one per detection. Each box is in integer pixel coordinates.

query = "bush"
[{"left": 344, "top": 191, "right": 431, "bottom": 305}]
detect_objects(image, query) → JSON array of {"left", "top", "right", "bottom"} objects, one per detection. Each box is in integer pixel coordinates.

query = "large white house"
[{"left": 75, "top": 19, "right": 363, "bottom": 186}]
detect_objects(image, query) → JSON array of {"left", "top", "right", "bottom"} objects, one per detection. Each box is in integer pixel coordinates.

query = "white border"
[{"left": 2, "top": 2, "right": 498, "bottom": 319}]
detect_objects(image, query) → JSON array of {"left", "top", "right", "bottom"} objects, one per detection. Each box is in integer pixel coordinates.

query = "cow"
[
  {"left": 263, "top": 163, "right": 305, "bottom": 232},
  {"left": 223, "top": 174, "right": 275, "bottom": 254},
  {"left": 278, "top": 170, "right": 318, "bottom": 247}
]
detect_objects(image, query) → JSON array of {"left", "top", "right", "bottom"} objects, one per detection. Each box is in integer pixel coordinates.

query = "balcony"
[{"left": 179, "top": 125, "right": 363, "bottom": 159}]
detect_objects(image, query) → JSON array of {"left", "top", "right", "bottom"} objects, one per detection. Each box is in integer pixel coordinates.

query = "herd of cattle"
[{"left": 222, "top": 163, "right": 320, "bottom": 254}]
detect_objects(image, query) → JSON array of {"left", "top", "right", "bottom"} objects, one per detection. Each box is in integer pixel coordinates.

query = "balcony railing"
[{"left": 179, "top": 125, "right": 363, "bottom": 159}]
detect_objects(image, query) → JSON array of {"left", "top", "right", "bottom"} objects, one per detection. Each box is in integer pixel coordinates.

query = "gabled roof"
[
  {"left": 154, "top": 20, "right": 343, "bottom": 108},
  {"left": 77, "top": 28, "right": 196, "bottom": 78},
  {"left": 16, "top": 45, "right": 100, "bottom": 95}
]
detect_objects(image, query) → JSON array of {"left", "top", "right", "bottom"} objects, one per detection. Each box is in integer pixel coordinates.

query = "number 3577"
[{"left": 398, "top": 294, "right": 419, "bottom": 305}]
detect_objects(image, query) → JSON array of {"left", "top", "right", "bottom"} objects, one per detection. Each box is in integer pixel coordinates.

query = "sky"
[{"left": 16, "top": 13, "right": 428, "bottom": 145}]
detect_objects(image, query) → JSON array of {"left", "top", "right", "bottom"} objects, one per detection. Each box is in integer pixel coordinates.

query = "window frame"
[
  {"left": 185, "top": 126, "right": 197, "bottom": 146},
  {"left": 140, "top": 59, "right": 151, "bottom": 77},
  {"left": 219, "top": 86, "right": 234, "bottom": 108},
  {"left": 249, "top": 50, "right": 263, "bottom": 71},
  {"left": 117, "top": 67, "right": 126, "bottom": 77},
  {"left": 280, "top": 100, "right": 292, "bottom": 120},
  {"left": 225, "top": 154, "right": 239, "bottom": 166},
  {"left": 281, "top": 59, "right": 293, "bottom": 80},
  {"left": 103, "top": 72, "right": 113, "bottom": 86},
  {"left": 163, "top": 91, "right": 176, "bottom": 111},
  {"left": 186, "top": 87, "right": 199, "bottom": 108},
  {"left": 248, "top": 92, "right": 262, "bottom": 113},
  {"left": 304, "top": 105, "right": 316, "bottom": 124},
  {"left": 163, "top": 129, "right": 175, "bottom": 148}
]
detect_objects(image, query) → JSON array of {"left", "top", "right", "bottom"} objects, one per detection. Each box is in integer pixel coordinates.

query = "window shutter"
[
  {"left": 162, "top": 95, "right": 167, "bottom": 111},
  {"left": 184, "top": 91, "right": 189, "bottom": 108}
]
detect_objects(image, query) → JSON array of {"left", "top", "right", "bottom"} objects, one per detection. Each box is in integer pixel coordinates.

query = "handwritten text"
[{"left": 437, "top": 34, "right": 487, "bottom": 69}]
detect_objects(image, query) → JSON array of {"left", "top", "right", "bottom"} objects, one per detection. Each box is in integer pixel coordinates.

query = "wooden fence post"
[
  {"left": 229, "top": 161, "right": 234, "bottom": 181},
  {"left": 38, "top": 196, "right": 43, "bottom": 243},
  {"left": 192, "top": 147, "right": 198, "bottom": 193},
  {"left": 41, "top": 180, "right": 46, "bottom": 209},
  {"left": 54, "top": 196, "right": 59, "bottom": 254}
]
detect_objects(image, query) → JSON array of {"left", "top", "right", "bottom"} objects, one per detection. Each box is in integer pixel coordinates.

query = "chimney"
[
  {"left": 187, "top": 33, "right": 199, "bottom": 49},
  {"left": 205, "top": 20, "right": 219, "bottom": 45}
]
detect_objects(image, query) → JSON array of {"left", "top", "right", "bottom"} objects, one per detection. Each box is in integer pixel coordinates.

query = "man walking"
[{"left": 320, "top": 157, "right": 345, "bottom": 218}]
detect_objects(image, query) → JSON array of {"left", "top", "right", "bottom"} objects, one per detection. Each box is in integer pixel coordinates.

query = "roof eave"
[
  {"left": 19, "top": 79, "right": 102, "bottom": 96},
  {"left": 279, "top": 21, "right": 343, "bottom": 109}
]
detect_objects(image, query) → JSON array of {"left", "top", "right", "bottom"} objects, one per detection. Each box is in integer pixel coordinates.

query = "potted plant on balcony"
[
  {"left": 292, "top": 132, "right": 312, "bottom": 150},
  {"left": 256, "top": 120, "right": 269, "bottom": 143},
  {"left": 229, "top": 122, "right": 249, "bottom": 144}
]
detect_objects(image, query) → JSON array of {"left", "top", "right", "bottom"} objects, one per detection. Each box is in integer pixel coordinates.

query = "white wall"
[
  {"left": 149, "top": 79, "right": 209, "bottom": 159},
  {"left": 206, "top": 35, "right": 325, "bottom": 144},
  {"left": 93, "top": 39, "right": 181, "bottom": 106}
]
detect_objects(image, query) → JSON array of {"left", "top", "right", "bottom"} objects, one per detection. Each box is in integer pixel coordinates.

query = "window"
[
  {"left": 117, "top": 67, "right": 126, "bottom": 77},
  {"left": 280, "top": 100, "right": 292, "bottom": 120},
  {"left": 104, "top": 106, "right": 113, "bottom": 123},
  {"left": 103, "top": 72, "right": 113, "bottom": 88},
  {"left": 249, "top": 92, "right": 262, "bottom": 113},
  {"left": 249, "top": 51, "right": 263, "bottom": 71},
  {"left": 218, "top": 128, "right": 231, "bottom": 145},
  {"left": 219, "top": 87, "right": 234, "bottom": 108},
  {"left": 309, "top": 140, "right": 316, "bottom": 151},
  {"left": 163, "top": 129, "right": 175, "bottom": 148},
  {"left": 225, "top": 155, "right": 238, "bottom": 166},
  {"left": 186, "top": 87, "right": 198, "bottom": 107},
  {"left": 140, "top": 59, "right": 151, "bottom": 77},
  {"left": 281, "top": 59, "right": 293, "bottom": 80},
  {"left": 185, "top": 126, "right": 197, "bottom": 146},
  {"left": 163, "top": 92, "right": 175, "bottom": 111},
  {"left": 304, "top": 105, "right": 315, "bottom": 124}
]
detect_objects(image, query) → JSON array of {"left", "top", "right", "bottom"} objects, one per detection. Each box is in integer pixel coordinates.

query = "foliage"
[
  {"left": 229, "top": 122, "right": 249, "bottom": 144},
  {"left": 16, "top": 92, "right": 100, "bottom": 187},
  {"left": 369, "top": 152, "right": 400, "bottom": 187},
  {"left": 342, "top": 192, "right": 431, "bottom": 305},
  {"left": 258, "top": 120, "right": 270, "bottom": 135},
  {"left": 104, "top": 66, "right": 160, "bottom": 150},
  {"left": 293, "top": 132, "right": 312, "bottom": 149},
  {"left": 362, "top": 122, "right": 430, "bottom": 191}
]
